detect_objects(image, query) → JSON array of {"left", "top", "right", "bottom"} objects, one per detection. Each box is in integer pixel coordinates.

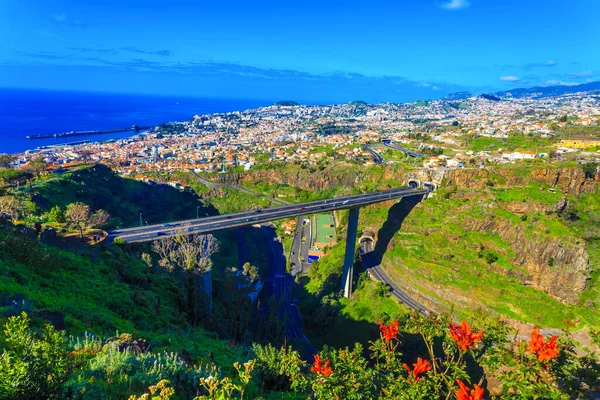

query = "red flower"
[
  {"left": 402, "top": 357, "right": 431, "bottom": 383},
  {"left": 378, "top": 320, "right": 400, "bottom": 343},
  {"left": 311, "top": 354, "right": 332, "bottom": 377},
  {"left": 528, "top": 329, "right": 559, "bottom": 362},
  {"left": 456, "top": 379, "right": 485, "bottom": 400},
  {"left": 449, "top": 321, "right": 483, "bottom": 351}
]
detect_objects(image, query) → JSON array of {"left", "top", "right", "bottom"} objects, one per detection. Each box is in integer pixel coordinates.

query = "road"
[
  {"left": 110, "top": 186, "right": 430, "bottom": 243},
  {"left": 191, "top": 170, "right": 291, "bottom": 206},
  {"left": 289, "top": 215, "right": 305, "bottom": 276},
  {"left": 262, "top": 226, "right": 312, "bottom": 346},
  {"left": 299, "top": 219, "right": 311, "bottom": 273},
  {"left": 381, "top": 139, "right": 422, "bottom": 158},
  {"left": 359, "top": 240, "right": 433, "bottom": 316},
  {"left": 363, "top": 144, "right": 385, "bottom": 164}
]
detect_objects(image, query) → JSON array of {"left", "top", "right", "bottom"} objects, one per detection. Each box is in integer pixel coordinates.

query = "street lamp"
[{"left": 139, "top": 212, "right": 143, "bottom": 227}]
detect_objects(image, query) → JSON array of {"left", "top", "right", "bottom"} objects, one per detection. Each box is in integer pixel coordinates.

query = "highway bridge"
[
  {"left": 110, "top": 185, "right": 430, "bottom": 297},
  {"left": 362, "top": 144, "right": 385, "bottom": 164},
  {"left": 381, "top": 139, "right": 422, "bottom": 158}
]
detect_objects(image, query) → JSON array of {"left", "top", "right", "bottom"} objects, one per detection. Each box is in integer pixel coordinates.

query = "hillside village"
[{"left": 11, "top": 92, "right": 600, "bottom": 190}]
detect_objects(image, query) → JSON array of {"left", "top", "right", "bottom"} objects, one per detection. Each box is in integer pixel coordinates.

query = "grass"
[
  {"left": 358, "top": 185, "right": 600, "bottom": 329},
  {"left": 32, "top": 165, "right": 215, "bottom": 229},
  {"left": 468, "top": 133, "right": 558, "bottom": 153},
  {"left": 0, "top": 228, "right": 247, "bottom": 367}
]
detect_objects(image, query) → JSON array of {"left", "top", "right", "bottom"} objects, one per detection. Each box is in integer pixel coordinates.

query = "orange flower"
[
  {"left": 311, "top": 354, "right": 332, "bottom": 377},
  {"left": 378, "top": 320, "right": 400, "bottom": 343},
  {"left": 528, "top": 329, "right": 559, "bottom": 362},
  {"left": 402, "top": 357, "right": 431, "bottom": 383},
  {"left": 449, "top": 321, "right": 483, "bottom": 351},
  {"left": 456, "top": 379, "right": 485, "bottom": 400}
]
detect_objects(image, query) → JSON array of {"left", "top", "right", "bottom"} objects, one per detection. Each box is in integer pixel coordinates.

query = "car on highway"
[
  {"left": 343, "top": 200, "right": 350, "bottom": 204},
  {"left": 162, "top": 223, "right": 171, "bottom": 227},
  {"left": 226, "top": 216, "right": 232, "bottom": 219},
  {"left": 255, "top": 209, "right": 262, "bottom": 213},
  {"left": 246, "top": 218, "right": 253, "bottom": 222},
  {"left": 300, "top": 206, "right": 306, "bottom": 210},
  {"left": 156, "top": 231, "right": 167, "bottom": 236},
  {"left": 187, "top": 227, "right": 195, "bottom": 232}
]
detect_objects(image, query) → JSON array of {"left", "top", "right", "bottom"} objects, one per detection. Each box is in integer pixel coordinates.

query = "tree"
[
  {"left": 89, "top": 209, "right": 110, "bottom": 228},
  {"left": 29, "top": 156, "right": 47, "bottom": 178},
  {"left": 46, "top": 206, "right": 65, "bottom": 224},
  {"left": 582, "top": 161, "right": 598, "bottom": 180},
  {"left": 0, "top": 169, "right": 33, "bottom": 189},
  {"left": 0, "top": 196, "right": 22, "bottom": 221},
  {"left": 153, "top": 231, "right": 219, "bottom": 323},
  {"left": 0, "top": 313, "right": 69, "bottom": 399},
  {"left": 0, "top": 154, "right": 16, "bottom": 169},
  {"left": 65, "top": 203, "right": 110, "bottom": 239},
  {"left": 242, "top": 262, "right": 258, "bottom": 282},
  {"left": 65, "top": 203, "right": 90, "bottom": 239}
]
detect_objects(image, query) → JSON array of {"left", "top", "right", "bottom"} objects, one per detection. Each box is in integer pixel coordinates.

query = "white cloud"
[
  {"left": 499, "top": 75, "right": 520, "bottom": 82},
  {"left": 53, "top": 13, "right": 66, "bottom": 22},
  {"left": 441, "top": 0, "right": 470, "bottom": 9},
  {"left": 543, "top": 80, "right": 579, "bottom": 86},
  {"left": 568, "top": 70, "right": 593, "bottom": 77}
]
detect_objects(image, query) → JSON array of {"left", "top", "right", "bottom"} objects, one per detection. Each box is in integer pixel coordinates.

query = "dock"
[{"left": 26, "top": 125, "right": 152, "bottom": 140}]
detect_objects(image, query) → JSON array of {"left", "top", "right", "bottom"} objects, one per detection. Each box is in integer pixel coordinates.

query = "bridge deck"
[{"left": 110, "top": 187, "right": 429, "bottom": 243}]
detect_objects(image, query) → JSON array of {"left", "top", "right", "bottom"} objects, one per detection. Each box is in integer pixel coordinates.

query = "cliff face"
[
  {"left": 214, "top": 164, "right": 595, "bottom": 305},
  {"left": 220, "top": 165, "right": 599, "bottom": 196},
  {"left": 440, "top": 166, "right": 599, "bottom": 195},
  {"left": 464, "top": 217, "right": 589, "bottom": 304},
  {"left": 214, "top": 167, "right": 399, "bottom": 192}
]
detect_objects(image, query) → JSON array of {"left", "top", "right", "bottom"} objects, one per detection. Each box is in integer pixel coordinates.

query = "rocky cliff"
[
  {"left": 214, "top": 166, "right": 400, "bottom": 192},
  {"left": 463, "top": 216, "right": 589, "bottom": 304},
  {"left": 408, "top": 166, "right": 599, "bottom": 195},
  {"left": 216, "top": 165, "right": 599, "bottom": 195}
]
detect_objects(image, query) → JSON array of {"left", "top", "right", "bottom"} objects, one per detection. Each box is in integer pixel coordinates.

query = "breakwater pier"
[{"left": 26, "top": 125, "right": 152, "bottom": 140}]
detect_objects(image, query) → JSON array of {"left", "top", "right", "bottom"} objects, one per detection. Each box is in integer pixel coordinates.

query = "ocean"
[{"left": 0, "top": 88, "right": 272, "bottom": 154}]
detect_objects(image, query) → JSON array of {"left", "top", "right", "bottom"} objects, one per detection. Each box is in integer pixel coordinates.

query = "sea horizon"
[{"left": 0, "top": 88, "right": 276, "bottom": 154}]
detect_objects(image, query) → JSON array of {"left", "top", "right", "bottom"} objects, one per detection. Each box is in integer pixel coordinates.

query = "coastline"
[{"left": 0, "top": 88, "right": 272, "bottom": 154}]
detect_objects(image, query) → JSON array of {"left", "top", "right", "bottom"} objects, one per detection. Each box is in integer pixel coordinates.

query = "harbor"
[{"left": 26, "top": 125, "right": 152, "bottom": 140}]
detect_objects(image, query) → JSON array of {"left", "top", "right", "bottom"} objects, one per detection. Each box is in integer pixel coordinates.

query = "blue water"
[{"left": 0, "top": 88, "right": 272, "bottom": 154}]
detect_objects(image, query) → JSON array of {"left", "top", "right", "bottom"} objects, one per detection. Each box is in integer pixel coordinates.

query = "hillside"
[
  {"left": 216, "top": 163, "right": 600, "bottom": 331},
  {"left": 494, "top": 80, "right": 600, "bottom": 99},
  {"left": 31, "top": 164, "right": 217, "bottom": 228},
  {"left": 0, "top": 163, "right": 598, "bottom": 398}
]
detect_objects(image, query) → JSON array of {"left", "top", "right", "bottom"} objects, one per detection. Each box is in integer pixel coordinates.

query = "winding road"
[{"left": 359, "top": 240, "right": 434, "bottom": 316}]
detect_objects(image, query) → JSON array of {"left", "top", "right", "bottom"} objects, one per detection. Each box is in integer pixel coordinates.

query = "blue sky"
[{"left": 1, "top": 0, "right": 598, "bottom": 103}]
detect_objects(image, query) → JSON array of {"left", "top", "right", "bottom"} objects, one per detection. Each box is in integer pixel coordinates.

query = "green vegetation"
[
  {"left": 467, "top": 132, "right": 558, "bottom": 153},
  {"left": 274, "top": 100, "right": 299, "bottom": 106},
  {"left": 1, "top": 158, "right": 600, "bottom": 398},
  {"left": 357, "top": 182, "right": 600, "bottom": 329},
  {"left": 0, "top": 313, "right": 68, "bottom": 399},
  {"left": 32, "top": 165, "right": 215, "bottom": 228}
]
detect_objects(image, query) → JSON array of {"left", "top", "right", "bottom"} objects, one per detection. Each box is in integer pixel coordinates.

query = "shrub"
[{"left": 0, "top": 313, "right": 69, "bottom": 399}]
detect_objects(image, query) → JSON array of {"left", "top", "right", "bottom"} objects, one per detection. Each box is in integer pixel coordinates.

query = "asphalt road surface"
[
  {"left": 360, "top": 240, "right": 433, "bottom": 316},
  {"left": 110, "top": 186, "right": 429, "bottom": 243}
]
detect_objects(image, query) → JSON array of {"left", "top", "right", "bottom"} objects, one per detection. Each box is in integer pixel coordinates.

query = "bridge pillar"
[{"left": 341, "top": 207, "right": 360, "bottom": 298}]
